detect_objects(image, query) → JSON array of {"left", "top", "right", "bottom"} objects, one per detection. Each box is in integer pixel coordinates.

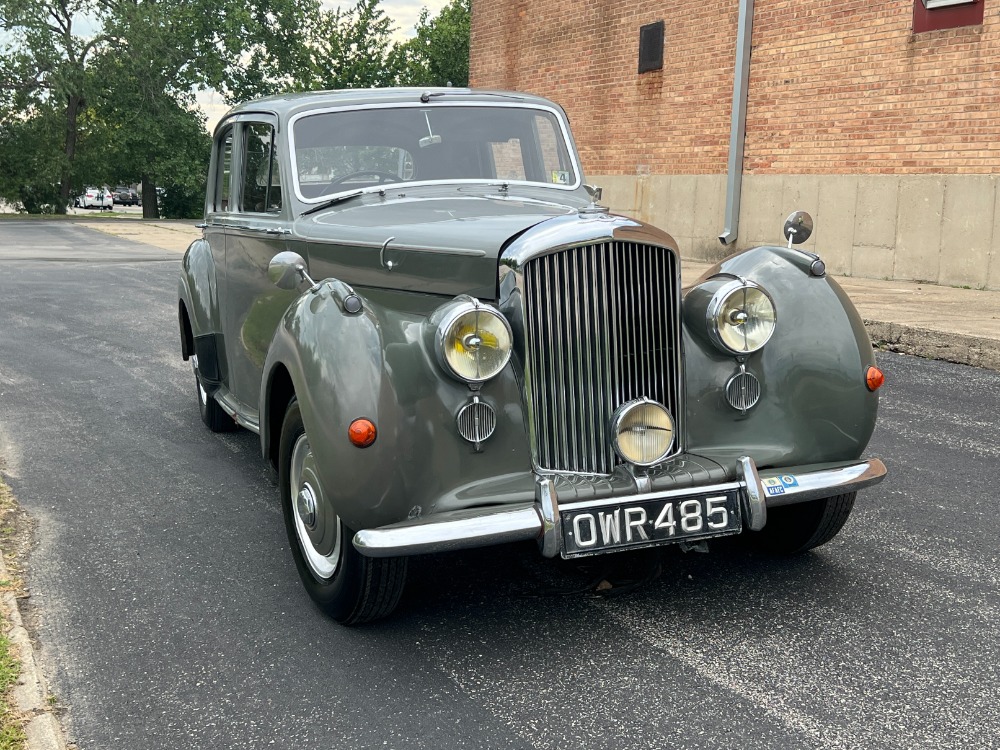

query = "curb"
[
  {"left": 866, "top": 320, "right": 1000, "bottom": 372},
  {"left": 0, "top": 554, "right": 67, "bottom": 750}
]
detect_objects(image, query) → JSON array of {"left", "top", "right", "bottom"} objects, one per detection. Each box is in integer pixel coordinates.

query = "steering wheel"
[{"left": 327, "top": 170, "right": 400, "bottom": 188}]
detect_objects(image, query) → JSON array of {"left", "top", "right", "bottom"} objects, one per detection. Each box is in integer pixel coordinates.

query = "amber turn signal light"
[
  {"left": 865, "top": 366, "right": 885, "bottom": 392},
  {"left": 348, "top": 418, "right": 377, "bottom": 448}
]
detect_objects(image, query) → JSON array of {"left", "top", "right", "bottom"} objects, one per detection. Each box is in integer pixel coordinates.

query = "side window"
[
  {"left": 215, "top": 125, "right": 234, "bottom": 212},
  {"left": 240, "top": 123, "right": 282, "bottom": 214}
]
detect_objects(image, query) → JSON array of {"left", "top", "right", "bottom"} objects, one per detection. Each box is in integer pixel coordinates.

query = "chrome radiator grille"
[{"left": 521, "top": 242, "right": 681, "bottom": 475}]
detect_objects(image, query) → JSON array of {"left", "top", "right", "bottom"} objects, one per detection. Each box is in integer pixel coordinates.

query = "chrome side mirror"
[
  {"left": 783, "top": 211, "right": 813, "bottom": 248},
  {"left": 268, "top": 251, "right": 317, "bottom": 290}
]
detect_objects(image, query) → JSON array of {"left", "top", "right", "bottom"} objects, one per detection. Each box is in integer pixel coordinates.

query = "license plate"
[{"left": 560, "top": 489, "right": 743, "bottom": 558}]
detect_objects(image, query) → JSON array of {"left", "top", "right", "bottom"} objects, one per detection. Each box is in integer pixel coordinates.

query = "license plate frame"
[{"left": 560, "top": 488, "right": 743, "bottom": 558}]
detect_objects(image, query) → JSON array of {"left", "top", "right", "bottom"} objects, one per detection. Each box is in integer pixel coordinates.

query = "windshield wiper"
[
  {"left": 419, "top": 90, "right": 525, "bottom": 103},
  {"left": 301, "top": 190, "right": 364, "bottom": 216}
]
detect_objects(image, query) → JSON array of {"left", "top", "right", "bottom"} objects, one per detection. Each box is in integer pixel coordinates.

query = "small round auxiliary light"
[
  {"left": 611, "top": 399, "right": 675, "bottom": 467},
  {"left": 865, "top": 366, "right": 885, "bottom": 392},
  {"left": 348, "top": 418, "right": 377, "bottom": 448}
]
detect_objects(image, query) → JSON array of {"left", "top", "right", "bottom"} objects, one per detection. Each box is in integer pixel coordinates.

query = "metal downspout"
[{"left": 719, "top": 0, "right": 755, "bottom": 246}]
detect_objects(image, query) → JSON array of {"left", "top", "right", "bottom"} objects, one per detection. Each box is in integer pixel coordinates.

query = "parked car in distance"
[
  {"left": 178, "top": 88, "right": 887, "bottom": 625},
  {"left": 73, "top": 186, "right": 113, "bottom": 210},
  {"left": 113, "top": 187, "right": 140, "bottom": 206}
]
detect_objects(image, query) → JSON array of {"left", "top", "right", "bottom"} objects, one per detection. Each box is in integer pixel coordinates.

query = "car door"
[
  {"left": 223, "top": 117, "right": 296, "bottom": 417},
  {"left": 196, "top": 122, "right": 235, "bottom": 391}
]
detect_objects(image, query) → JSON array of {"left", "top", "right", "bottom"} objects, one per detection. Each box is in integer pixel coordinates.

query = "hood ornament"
[{"left": 581, "top": 184, "right": 608, "bottom": 215}]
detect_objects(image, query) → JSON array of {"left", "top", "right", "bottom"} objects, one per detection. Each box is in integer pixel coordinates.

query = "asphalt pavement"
[{"left": 1, "top": 221, "right": 999, "bottom": 749}]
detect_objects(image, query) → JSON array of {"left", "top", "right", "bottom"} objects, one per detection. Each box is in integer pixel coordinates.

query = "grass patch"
[
  {"left": 0, "top": 630, "right": 25, "bottom": 750},
  {"left": 0, "top": 480, "right": 26, "bottom": 749}
]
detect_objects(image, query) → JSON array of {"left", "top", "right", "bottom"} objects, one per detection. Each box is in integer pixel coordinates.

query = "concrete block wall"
[{"left": 594, "top": 173, "right": 1000, "bottom": 289}]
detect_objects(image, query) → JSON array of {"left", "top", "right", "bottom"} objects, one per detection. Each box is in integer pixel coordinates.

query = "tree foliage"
[
  {"left": 0, "top": 0, "right": 473, "bottom": 215},
  {"left": 396, "top": 0, "right": 470, "bottom": 88},
  {"left": 0, "top": 0, "right": 318, "bottom": 214}
]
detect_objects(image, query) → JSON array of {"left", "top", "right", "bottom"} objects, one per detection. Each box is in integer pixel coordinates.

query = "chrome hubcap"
[
  {"left": 289, "top": 434, "right": 342, "bottom": 580},
  {"left": 296, "top": 484, "right": 317, "bottom": 529}
]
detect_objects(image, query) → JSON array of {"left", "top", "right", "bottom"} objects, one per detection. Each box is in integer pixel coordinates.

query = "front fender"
[
  {"left": 261, "top": 283, "right": 533, "bottom": 532},
  {"left": 681, "top": 245, "right": 878, "bottom": 470}
]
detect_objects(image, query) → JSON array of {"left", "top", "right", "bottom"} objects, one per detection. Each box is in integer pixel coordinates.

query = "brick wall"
[
  {"left": 470, "top": 1, "right": 740, "bottom": 176},
  {"left": 749, "top": 1, "right": 999, "bottom": 175},
  {"left": 471, "top": 0, "right": 1000, "bottom": 177}
]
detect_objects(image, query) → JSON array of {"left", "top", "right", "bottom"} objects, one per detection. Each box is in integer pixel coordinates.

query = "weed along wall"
[{"left": 471, "top": 0, "right": 1000, "bottom": 289}]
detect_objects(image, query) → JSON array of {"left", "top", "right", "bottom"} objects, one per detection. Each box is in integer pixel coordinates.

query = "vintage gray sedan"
[{"left": 178, "top": 88, "right": 886, "bottom": 624}]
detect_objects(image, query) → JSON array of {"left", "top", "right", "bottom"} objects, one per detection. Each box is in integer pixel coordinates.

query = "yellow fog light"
[
  {"left": 612, "top": 399, "right": 675, "bottom": 467},
  {"left": 436, "top": 300, "right": 513, "bottom": 383}
]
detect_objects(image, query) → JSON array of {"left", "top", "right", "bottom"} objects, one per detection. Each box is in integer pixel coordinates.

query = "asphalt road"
[{"left": 0, "top": 221, "right": 998, "bottom": 749}]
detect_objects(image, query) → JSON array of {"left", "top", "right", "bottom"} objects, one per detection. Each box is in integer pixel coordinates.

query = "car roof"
[{"left": 217, "top": 87, "right": 564, "bottom": 135}]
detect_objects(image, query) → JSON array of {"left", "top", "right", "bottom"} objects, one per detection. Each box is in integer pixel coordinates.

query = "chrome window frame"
[{"left": 287, "top": 102, "right": 583, "bottom": 206}]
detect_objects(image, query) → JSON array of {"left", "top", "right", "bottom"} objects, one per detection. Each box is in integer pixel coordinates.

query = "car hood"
[{"left": 295, "top": 191, "right": 582, "bottom": 299}]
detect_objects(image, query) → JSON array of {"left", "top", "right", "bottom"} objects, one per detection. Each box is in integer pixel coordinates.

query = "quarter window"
[
  {"left": 215, "top": 125, "right": 234, "bottom": 212},
  {"left": 241, "top": 123, "right": 282, "bottom": 214}
]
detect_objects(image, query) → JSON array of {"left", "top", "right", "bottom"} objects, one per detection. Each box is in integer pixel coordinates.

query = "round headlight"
[
  {"left": 437, "top": 302, "right": 512, "bottom": 383},
  {"left": 707, "top": 280, "right": 776, "bottom": 354},
  {"left": 612, "top": 399, "right": 675, "bottom": 467}
]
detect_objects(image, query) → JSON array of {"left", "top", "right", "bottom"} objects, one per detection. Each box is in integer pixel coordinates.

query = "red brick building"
[{"left": 471, "top": 0, "right": 1000, "bottom": 289}]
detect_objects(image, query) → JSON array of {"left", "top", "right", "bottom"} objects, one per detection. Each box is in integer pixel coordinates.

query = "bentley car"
[{"left": 178, "top": 89, "right": 886, "bottom": 624}]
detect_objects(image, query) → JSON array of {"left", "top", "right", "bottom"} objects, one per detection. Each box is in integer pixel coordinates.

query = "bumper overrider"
[{"left": 353, "top": 457, "right": 887, "bottom": 559}]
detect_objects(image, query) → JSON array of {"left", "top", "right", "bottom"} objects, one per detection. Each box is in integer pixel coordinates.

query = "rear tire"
[
  {"left": 279, "top": 398, "right": 406, "bottom": 624},
  {"left": 193, "top": 360, "right": 236, "bottom": 432},
  {"left": 746, "top": 492, "right": 856, "bottom": 554}
]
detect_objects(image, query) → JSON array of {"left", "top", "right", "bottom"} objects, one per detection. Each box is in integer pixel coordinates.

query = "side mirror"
[
  {"left": 783, "top": 211, "right": 814, "bottom": 248},
  {"left": 268, "top": 251, "right": 316, "bottom": 290}
]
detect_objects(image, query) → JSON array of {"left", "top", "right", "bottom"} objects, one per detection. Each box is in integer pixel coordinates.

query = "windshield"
[{"left": 291, "top": 105, "right": 578, "bottom": 202}]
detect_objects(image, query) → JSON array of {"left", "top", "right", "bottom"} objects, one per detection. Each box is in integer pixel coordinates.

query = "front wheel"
[
  {"left": 746, "top": 492, "right": 856, "bottom": 554},
  {"left": 279, "top": 398, "right": 406, "bottom": 624}
]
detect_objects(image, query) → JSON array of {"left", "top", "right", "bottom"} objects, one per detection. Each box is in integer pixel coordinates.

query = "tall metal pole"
[{"left": 719, "top": 0, "right": 755, "bottom": 246}]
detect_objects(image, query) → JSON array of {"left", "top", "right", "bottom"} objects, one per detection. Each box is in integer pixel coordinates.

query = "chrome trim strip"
[
  {"left": 297, "top": 234, "right": 488, "bottom": 257},
  {"left": 762, "top": 458, "right": 887, "bottom": 506},
  {"left": 287, "top": 101, "right": 583, "bottom": 205},
  {"left": 214, "top": 389, "right": 261, "bottom": 434},
  {"left": 353, "top": 504, "right": 542, "bottom": 558},
  {"left": 351, "top": 459, "right": 887, "bottom": 558}
]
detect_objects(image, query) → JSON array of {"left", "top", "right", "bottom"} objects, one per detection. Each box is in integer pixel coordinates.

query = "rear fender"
[{"left": 179, "top": 238, "right": 226, "bottom": 387}]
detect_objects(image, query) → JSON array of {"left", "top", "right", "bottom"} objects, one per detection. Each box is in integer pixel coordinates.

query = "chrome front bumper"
[{"left": 353, "top": 457, "right": 887, "bottom": 559}]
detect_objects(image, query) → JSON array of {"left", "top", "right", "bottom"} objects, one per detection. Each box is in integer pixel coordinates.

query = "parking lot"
[{"left": 0, "top": 221, "right": 999, "bottom": 749}]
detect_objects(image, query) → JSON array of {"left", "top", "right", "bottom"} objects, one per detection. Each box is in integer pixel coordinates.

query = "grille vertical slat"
[{"left": 521, "top": 241, "right": 680, "bottom": 475}]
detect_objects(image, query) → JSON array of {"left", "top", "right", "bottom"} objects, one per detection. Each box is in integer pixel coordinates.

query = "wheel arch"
[
  {"left": 179, "top": 300, "right": 194, "bottom": 360},
  {"left": 263, "top": 362, "right": 297, "bottom": 471}
]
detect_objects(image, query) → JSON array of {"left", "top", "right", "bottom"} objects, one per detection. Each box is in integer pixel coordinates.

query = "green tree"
[
  {"left": 396, "top": 0, "right": 470, "bottom": 88},
  {"left": 233, "top": 0, "right": 405, "bottom": 98},
  {"left": 0, "top": 0, "right": 106, "bottom": 211},
  {"left": 0, "top": 105, "right": 66, "bottom": 213},
  {"left": 1, "top": 0, "right": 318, "bottom": 215}
]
